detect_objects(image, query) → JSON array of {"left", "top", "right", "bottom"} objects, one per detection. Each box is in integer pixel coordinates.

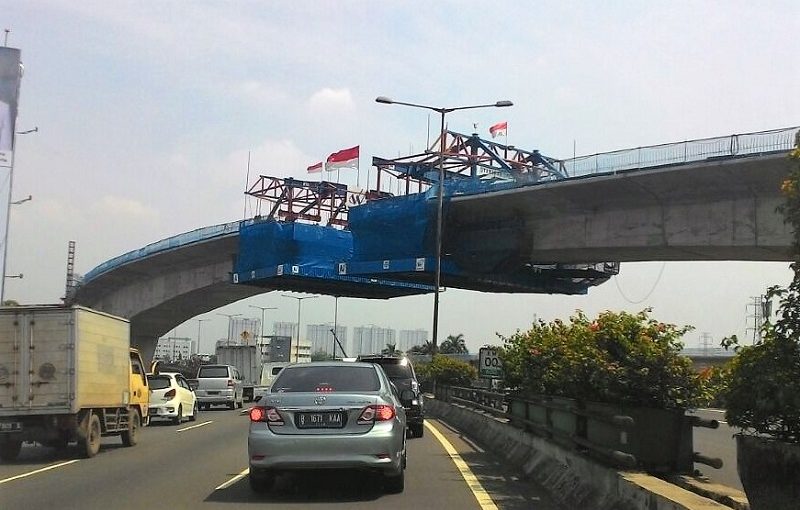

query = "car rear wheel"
[
  {"left": 411, "top": 423, "right": 424, "bottom": 438},
  {"left": 189, "top": 402, "right": 198, "bottom": 422},
  {"left": 228, "top": 401, "right": 236, "bottom": 410},
  {"left": 172, "top": 405, "right": 183, "bottom": 425},
  {"left": 249, "top": 468, "right": 276, "bottom": 493},
  {"left": 0, "top": 438, "right": 22, "bottom": 462},
  {"left": 384, "top": 468, "right": 405, "bottom": 494}
]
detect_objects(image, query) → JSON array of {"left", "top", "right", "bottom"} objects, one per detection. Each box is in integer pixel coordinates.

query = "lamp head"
[
  {"left": 495, "top": 100, "right": 513, "bottom": 107},
  {"left": 375, "top": 96, "right": 394, "bottom": 104}
]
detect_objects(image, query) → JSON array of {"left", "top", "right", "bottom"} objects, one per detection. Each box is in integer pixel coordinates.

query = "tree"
[
  {"left": 311, "top": 350, "right": 334, "bottom": 361},
  {"left": 381, "top": 343, "right": 402, "bottom": 356},
  {"left": 1, "top": 299, "right": 19, "bottom": 306},
  {"left": 408, "top": 341, "right": 435, "bottom": 355},
  {"left": 439, "top": 333, "right": 469, "bottom": 354}
]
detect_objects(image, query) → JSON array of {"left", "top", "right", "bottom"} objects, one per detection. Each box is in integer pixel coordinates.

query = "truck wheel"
[
  {"left": 0, "top": 438, "right": 22, "bottom": 462},
  {"left": 121, "top": 411, "right": 140, "bottom": 447},
  {"left": 82, "top": 414, "right": 102, "bottom": 457},
  {"left": 172, "top": 405, "right": 183, "bottom": 425}
]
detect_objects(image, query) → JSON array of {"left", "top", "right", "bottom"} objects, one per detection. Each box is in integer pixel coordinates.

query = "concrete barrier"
[{"left": 426, "top": 396, "right": 742, "bottom": 510}]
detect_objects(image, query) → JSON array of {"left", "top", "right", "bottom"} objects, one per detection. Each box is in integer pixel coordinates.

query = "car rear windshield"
[
  {"left": 198, "top": 366, "right": 229, "bottom": 378},
  {"left": 367, "top": 360, "right": 413, "bottom": 379},
  {"left": 147, "top": 375, "right": 172, "bottom": 390},
  {"left": 272, "top": 365, "right": 380, "bottom": 393}
]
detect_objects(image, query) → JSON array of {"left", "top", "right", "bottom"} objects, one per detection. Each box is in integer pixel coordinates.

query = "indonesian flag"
[
  {"left": 307, "top": 161, "right": 323, "bottom": 173},
  {"left": 489, "top": 121, "right": 507, "bottom": 138},
  {"left": 325, "top": 145, "right": 359, "bottom": 171}
]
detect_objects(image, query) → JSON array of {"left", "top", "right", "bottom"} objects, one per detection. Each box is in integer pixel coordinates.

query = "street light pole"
[
  {"left": 375, "top": 96, "right": 513, "bottom": 352},
  {"left": 249, "top": 305, "right": 277, "bottom": 349},
  {"left": 216, "top": 313, "right": 242, "bottom": 346},
  {"left": 196, "top": 318, "right": 211, "bottom": 354},
  {"left": 282, "top": 295, "right": 318, "bottom": 362}
]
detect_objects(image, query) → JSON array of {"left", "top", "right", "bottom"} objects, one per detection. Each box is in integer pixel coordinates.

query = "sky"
[{"left": 1, "top": 1, "right": 798, "bottom": 354}]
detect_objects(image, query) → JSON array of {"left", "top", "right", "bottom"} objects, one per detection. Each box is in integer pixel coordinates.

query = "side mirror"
[
  {"left": 400, "top": 389, "right": 415, "bottom": 403},
  {"left": 188, "top": 379, "right": 199, "bottom": 391}
]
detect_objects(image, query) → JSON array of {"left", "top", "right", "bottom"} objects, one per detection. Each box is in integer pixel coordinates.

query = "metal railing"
[
  {"left": 433, "top": 384, "right": 722, "bottom": 473},
  {"left": 558, "top": 126, "right": 799, "bottom": 177}
]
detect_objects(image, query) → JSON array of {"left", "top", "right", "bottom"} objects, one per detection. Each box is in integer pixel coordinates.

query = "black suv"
[{"left": 357, "top": 355, "right": 425, "bottom": 437}]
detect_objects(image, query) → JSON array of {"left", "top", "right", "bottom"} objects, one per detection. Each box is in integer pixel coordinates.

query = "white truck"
[
  {"left": 215, "top": 344, "right": 260, "bottom": 402},
  {"left": 0, "top": 305, "right": 149, "bottom": 461}
]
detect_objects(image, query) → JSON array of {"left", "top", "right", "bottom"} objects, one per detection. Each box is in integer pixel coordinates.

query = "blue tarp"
[{"left": 235, "top": 220, "right": 353, "bottom": 274}]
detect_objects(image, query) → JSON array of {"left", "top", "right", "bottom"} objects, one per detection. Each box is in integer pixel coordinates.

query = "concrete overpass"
[{"left": 73, "top": 128, "right": 798, "bottom": 361}]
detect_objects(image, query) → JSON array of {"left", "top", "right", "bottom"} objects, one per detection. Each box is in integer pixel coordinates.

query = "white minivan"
[
  {"left": 195, "top": 364, "right": 244, "bottom": 410},
  {"left": 252, "top": 362, "right": 289, "bottom": 403}
]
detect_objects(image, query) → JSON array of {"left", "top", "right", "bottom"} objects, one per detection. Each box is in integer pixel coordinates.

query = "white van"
[{"left": 252, "top": 362, "right": 289, "bottom": 403}]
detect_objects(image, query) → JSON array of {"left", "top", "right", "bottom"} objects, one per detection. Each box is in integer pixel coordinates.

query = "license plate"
[
  {"left": 207, "top": 391, "right": 219, "bottom": 395},
  {"left": 0, "top": 422, "right": 22, "bottom": 432},
  {"left": 296, "top": 411, "right": 344, "bottom": 429}
]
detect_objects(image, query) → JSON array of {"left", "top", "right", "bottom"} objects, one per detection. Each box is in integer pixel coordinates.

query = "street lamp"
[
  {"left": 249, "top": 305, "right": 277, "bottom": 349},
  {"left": 282, "top": 295, "right": 318, "bottom": 362},
  {"left": 375, "top": 96, "right": 513, "bottom": 352},
  {"left": 217, "top": 313, "right": 242, "bottom": 346},
  {"left": 196, "top": 318, "right": 211, "bottom": 353}
]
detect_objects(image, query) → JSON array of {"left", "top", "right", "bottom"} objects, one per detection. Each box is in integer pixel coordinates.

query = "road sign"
[{"left": 479, "top": 347, "right": 503, "bottom": 379}]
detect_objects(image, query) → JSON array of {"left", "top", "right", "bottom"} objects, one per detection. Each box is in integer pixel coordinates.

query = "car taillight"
[
  {"left": 358, "top": 405, "right": 395, "bottom": 424},
  {"left": 227, "top": 379, "right": 234, "bottom": 387},
  {"left": 250, "top": 406, "right": 284, "bottom": 425},
  {"left": 164, "top": 389, "right": 176, "bottom": 399}
]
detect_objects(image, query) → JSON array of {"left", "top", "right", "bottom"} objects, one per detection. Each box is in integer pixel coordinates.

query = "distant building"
[
  {"left": 154, "top": 336, "right": 195, "bottom": 361},
  {"left": 273, "top": 321, "right": 298, "bottom": 341},
  {"left": 307, "top": 323, "right": 348, "bottom": 356},
  {"left": 352, "top": 326, "right": 397, "bottom": 356},
  {"left": 398, "top": 329, "right": 428, "bottom": 352}
]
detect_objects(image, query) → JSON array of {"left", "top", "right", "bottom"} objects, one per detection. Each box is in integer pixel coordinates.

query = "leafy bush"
[
  {"left": 723, "top": 143, "right": 800, "bottom": 443},
  {"left": 499, "top": 309, "right": 703, "bottom": 409},
  {"left": 416, "top": 355, "right": 476, "bottom": 387}
]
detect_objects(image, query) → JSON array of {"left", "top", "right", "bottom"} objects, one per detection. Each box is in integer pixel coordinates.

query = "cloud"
[
  {"left": 306, "top": 88, "right": 355, "bottom": 115},
  {"left": 237, "top": 81, "right": 288, "bottom": 108}
]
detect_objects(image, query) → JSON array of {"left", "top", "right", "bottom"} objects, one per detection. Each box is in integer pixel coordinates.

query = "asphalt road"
[
  {"left": 691, "top": 408, "right": 741, "bottom": 490},
  {"left": 0, "top": 409, "right": 563, "bottom": 510}
]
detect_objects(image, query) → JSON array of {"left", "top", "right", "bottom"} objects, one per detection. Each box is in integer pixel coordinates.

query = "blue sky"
[{"left": 1, "top": 1, "right": 799, "bottom": 352}]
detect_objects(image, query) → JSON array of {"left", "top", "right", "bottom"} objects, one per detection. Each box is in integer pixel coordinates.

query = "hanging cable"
[{"left": 613, "top": 262, "right": 667, "bottom": 304}]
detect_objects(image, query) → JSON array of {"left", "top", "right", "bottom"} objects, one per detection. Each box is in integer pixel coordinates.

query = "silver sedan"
[{"left": 248, "top": 361, "right": 410, "bottom": 493}]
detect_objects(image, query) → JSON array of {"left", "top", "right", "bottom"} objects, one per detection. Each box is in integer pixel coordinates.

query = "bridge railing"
[
  {"left": 433, "top": 384, "right": 722, "bottom": 473},
  {"left": 82, "top": 220, "right": 243, "bottom": 283},
  {"left": 559, "top": 125, "right": 799, "bottom": 177}
]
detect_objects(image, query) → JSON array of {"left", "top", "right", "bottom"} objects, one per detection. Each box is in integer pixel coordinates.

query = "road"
[
  {"left": 691, "top": 408, "right": 741, "bottom": 490},
  {"left": 0, "top": 408, "right": 563, "bottom": 509}
]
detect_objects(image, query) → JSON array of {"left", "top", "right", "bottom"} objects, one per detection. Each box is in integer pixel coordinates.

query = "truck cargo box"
[{"left": 0, "top": 305, "right": 131, "bottom": 416}]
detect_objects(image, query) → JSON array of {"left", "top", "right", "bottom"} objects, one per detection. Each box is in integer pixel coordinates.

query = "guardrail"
[
  {"left": 434, "top": 384, "right": 722, "bottom": 474},
  {"left": 558, "top": 125, "right": 799, "bottom": 178}
]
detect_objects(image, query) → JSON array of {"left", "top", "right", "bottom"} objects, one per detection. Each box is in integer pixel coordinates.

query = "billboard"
[{"left": 0, "top": 47, "right": 21, "bottom": 166}]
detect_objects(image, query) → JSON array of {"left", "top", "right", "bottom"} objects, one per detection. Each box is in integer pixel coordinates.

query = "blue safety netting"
[{"left": 235, "top": 220, "right": 353, "bottom": 274}]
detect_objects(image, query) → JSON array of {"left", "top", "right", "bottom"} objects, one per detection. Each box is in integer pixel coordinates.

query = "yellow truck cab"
[{"left": 129, "top": 348, "right": 150, "bottom": 426}]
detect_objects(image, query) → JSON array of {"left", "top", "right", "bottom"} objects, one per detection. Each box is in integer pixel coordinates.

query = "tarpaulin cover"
[
  {"left": 235, "top": 220, "right": 353, "bottom": 274},
  {"left": 348, "top": 190, "right": 437, "bottom": 261}
]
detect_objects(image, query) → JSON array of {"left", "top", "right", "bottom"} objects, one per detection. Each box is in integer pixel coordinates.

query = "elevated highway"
[{"left": 73, "top": 126, "right": 799, "bottom": 360}]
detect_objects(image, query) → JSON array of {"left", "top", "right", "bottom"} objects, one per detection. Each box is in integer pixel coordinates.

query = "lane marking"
[
  {"left": 215, "top": 468, "right": 249, "bottom": 490},
  {"left": 0, "top": 459, "right": 80, "bottom": 485},
  {"left": 425, "top": 421, "right": 498, "bottom": 510},
  {"left": 176, "top": 420, "right": 213, "bottom": 433}
]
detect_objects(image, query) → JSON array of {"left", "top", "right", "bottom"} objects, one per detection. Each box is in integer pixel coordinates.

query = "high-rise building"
[
  {"left": 398, "top": 329, "right": 429, "bottom": 352},
  {"left": 306, "top": 323, "right": 348, "bottom": 356},
  {"left": 273, "top": 321, "right": 298, "bottom": 341},
  {"left": 154, "top": 336, "right": 195, "bottom": 361},
  {"left": 351, "top": 326, "right": 396, "bottom": 356}
]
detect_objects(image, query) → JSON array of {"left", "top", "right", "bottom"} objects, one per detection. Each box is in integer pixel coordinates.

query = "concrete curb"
[{"left": 425, "top": 396, "right": 739, "bottom": 510}]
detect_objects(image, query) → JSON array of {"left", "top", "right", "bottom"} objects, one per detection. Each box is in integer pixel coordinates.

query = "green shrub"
[
  {"left": 499, "top": 309, "right": 703, "bottom": 409},
  {"left": 417, "top": 355, "right": 477, "bottom": 386}
]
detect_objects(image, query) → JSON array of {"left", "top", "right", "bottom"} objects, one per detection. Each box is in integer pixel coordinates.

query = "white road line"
[
  {"left": 215, "top": 468, "right": 249, "bottom": 490},
  {"left": 176, "top": 420, "right": 213, "bottom": 432},
  {"left": 0, "top": 459, "right": 80, "bottom": 485},
  {"left": 425, "top": 421, "right": 498, "bottom": 510}
]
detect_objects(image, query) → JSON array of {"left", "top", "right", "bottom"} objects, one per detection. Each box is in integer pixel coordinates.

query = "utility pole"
[
  {"left": 746, "top": 296, "right": 764, "bottom": 344},
  {"left": 699, "top": 332, "right": 712, "bottom": 356}
]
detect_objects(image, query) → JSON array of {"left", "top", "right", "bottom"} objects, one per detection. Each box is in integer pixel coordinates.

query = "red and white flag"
[
  {"left": 307, "top": 161, "right": 323, "bottom": 173},
  {"left": 325, "top": 145, "right": 359, "bottom": 172},
  {"left": 489, "top": 121, "right": 507, "bottom": 138}
]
